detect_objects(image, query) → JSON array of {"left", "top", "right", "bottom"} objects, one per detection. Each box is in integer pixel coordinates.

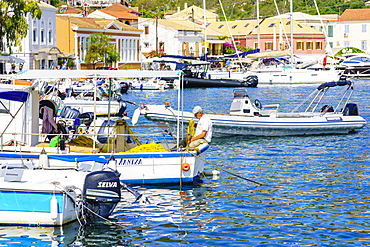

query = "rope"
[{"left": 187, "top": 151, "right": 263, "bottom": 186}]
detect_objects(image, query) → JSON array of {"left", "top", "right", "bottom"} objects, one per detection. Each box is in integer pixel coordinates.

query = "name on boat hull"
[{"left": 117, "top": 158, "right": 143, "bottom": 166}]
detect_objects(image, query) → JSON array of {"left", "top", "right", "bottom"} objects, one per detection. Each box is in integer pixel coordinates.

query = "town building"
[
  {"left": 87, "top": 3, "right": 140, "bottom": 27},
  {"left": 327, "top": 9, "right": 370, "bottom": 54},
  {"left": 5, "top": 2, "right": 60, "bottom": 72},
  {"left": 56, "top": 15, "right": 142, "bottom": 69}
]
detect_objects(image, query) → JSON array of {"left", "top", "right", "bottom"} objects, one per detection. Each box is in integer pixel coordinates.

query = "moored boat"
[
  {"left": 0, "top": 75, "right": 209, "bottom": 186},
  {"left": 140, "top": 76, "right": 366, "bottom": 137}
]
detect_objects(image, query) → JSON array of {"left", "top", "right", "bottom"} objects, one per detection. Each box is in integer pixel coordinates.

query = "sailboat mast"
[
  {"left": 290, "top": 0, "right": 294, "bottom": 67},
  {"left": 203, "top": 0, "right": 207, "bottom": 58},
  {"left": 257, "top": 0, "right": 260, "bottom": 49}
]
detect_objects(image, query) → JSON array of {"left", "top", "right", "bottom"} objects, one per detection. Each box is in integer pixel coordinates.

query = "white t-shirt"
[{"left": 196, "top": 114, "right": 213, "bottom": 142}]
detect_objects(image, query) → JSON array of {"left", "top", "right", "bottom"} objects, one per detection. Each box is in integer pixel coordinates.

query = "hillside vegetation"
[{"left": 132, "top": 0, "right": 369, "bottom": 20}]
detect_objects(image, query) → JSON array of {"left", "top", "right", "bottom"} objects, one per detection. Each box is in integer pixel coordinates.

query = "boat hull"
[
  {"left": 143, "top": 105, "right": 367, "bottom": 137},
  {"left": 0, "top": 150, "right": 208, "bottom": 185},
  {"left": 0, "top": 169, "right": 84, "bottom": 226}
]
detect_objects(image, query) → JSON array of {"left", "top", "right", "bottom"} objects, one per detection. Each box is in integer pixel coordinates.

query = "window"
[
  {"left": 344, "top": 25, "right": 349, "bottom": 33},
  {"left": 144, "top": 26, "right": 149, "bottom": 35},
  {"left": 265, "top": 42, "right": 273, "bottom": 51},
  {"left": 268, "top": 23, "right": 276, "bottom": 28},
  {"left": 41, "top": 30, "right": 44, "bottom": 43},
  {"left": 362, "top": 24, "right": 367, "bottom": 33},
  {"left": 361, "top": 41, "right": 367, "bottom": 50},
  {"left": 306, "top": 41, "right": 313, "bottom": 50},
  {"left": 279, "top": 42, "right": 285, "bottom": 50},
  {"left": 254, "top": 42, "right": 258, "bottom": 49},
  {"left": 218, "top": 25, "right": 224, "bottom": 28},
  {"left": 48, "top": 30, "right": 52, "bottom": 43},
  {"left": 296, "top": 41, "right": 303, "bottom": 50},
  {"left": 244, "top": 23, "right": 249, "bottom": 27},
  {"left": 315, "top": 42, "right": 322, "bottom": 50},
  {"left": 344, "top": 41, "right": 350, "bottom": 47},
  {"left": 33, "top": 29, "right": 37, "bottom": 43},
  {"left": 329, "top": 42, "right": 333, "bottom": 48},
  {"left": 328, "top": 25, "right": 333, "bottom": 37},
  {"left": 232, "top": 25, "right": 237, "bottom": 29},
  {"left": 144, "top": 42, "right": 149, "bottom": 48}
]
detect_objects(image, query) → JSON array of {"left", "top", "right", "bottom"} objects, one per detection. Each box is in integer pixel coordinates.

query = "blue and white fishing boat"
[
  {"left": 0, "top": 70, "right": 209, "bottom": 185},
  {"left": 140, "top": 76, "right": 366, "bottom": 137}
]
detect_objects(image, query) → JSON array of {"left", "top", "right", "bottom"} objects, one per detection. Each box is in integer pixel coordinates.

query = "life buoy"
[
  {"left": 186, "top": 119, "right": 195, "bottom": 145},
  {"left": 181, "top": 163, "right": 190, "bottom": 171}
]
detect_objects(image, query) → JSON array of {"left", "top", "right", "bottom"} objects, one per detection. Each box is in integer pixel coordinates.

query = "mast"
[
  {"left": 290, "top": 0, "right": 294, "bottom": 67},
  {"left": 257, "top": 0, "right": 260, "bottom": 49},
  {"left": 203, "top": 0, "right": 207, "bottom": 58}
]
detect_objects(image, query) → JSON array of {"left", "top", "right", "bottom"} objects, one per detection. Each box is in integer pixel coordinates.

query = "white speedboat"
[
  {"left": 129, "top": 77, "right": 168, "bottom": 90},
  {"left": 341, "top": 53, "right": 370, "bottom": 78},
  {"left": 140, "top": 77, "right": 366, "bottom": 137}
]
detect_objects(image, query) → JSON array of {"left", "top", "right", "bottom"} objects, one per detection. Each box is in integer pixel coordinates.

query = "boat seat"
[
  {"left": 0, "top": 166, "right": 24, "bottom": 182},
  {"left": 78, "top": 162, "right": 93, "bottom": 172},
  {"left": 59, "top": 106, "right": 81, "bottom": 119}
]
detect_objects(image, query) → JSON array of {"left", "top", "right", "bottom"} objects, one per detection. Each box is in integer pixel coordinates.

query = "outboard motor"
[
  {"left": 343, "top": 103, "right": 359, "bottom": 116},
  {"left": 82, "top": 170, "right": 121, "bottom": 218},
  {"left": 243, "top": 75, "right": 258, "bottom": 87},
  {"left": 120, "top": 81, "right": 129, "bottom": 94}
]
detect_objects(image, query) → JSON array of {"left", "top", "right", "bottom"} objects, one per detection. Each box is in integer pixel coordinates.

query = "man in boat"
[{"left": 188, "top": 106, "right": 213, "bottom": 148}]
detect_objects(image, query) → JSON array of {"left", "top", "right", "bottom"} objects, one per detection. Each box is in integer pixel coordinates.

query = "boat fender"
[
  {"left": 182, "top": 163, "right": 190, "bottom": 171},
  {"left": 39, "top": 148, "right": 50, "bottom": 168},
  {"left": 50, "top": 194, "right": 58, "bottom": 220},
  {"left": 132, "top": 108, "right": 140, "bottom": 126}
]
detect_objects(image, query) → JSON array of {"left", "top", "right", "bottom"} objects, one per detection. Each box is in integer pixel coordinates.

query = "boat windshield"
[{"left": 233, "top": 89, "right": 248, "bottom": 99}]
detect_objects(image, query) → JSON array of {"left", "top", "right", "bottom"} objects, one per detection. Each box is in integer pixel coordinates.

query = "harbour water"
[{"left": 0, "top": 80, "right": 369, "bottom": 246}]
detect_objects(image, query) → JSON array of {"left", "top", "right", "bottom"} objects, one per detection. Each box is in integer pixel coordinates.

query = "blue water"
[{"left": 1, "top": 80, "right": 369, "bottom": 246}]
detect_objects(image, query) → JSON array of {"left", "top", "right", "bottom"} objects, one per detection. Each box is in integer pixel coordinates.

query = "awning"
[
  {"left": 0, "top": 89, "right": 29, "bottom": 102},
  {"left": 0, "top": 55, "right": 25, "bottom": 63}
]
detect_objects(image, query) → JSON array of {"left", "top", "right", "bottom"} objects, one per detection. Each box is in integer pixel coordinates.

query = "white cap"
[{"left": 192, "top": 106, "right": 203, "bottom": 114}]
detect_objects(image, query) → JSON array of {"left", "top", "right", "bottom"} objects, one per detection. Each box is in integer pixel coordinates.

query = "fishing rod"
[{"left": 187, "top": 151, "right": 263, "bottom": 186}]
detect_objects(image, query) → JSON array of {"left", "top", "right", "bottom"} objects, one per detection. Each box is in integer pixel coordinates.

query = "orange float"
[{"left": 181, "top": 163, "right": 190, "bottom": 171}]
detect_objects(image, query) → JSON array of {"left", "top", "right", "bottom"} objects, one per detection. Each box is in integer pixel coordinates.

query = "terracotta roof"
[
  {"left": 99, "top": 10, "right": 139, "bottom": 20},
  {"left": 339, "top": 9, "right": 370, "bottom": 21},
  {"left": 57, "top": 5, "right": 83, "bottom": 14},
  {"left": 57, "top": 16, "right": 140, "bottom": 31},
  {"left": 102, "top": 3, "right": 139, "bottom": 15}
]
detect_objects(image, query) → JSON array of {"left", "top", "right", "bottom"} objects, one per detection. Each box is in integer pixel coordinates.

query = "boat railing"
[{"left": 0, "top": 124, "right": 177, "bottom": 153}]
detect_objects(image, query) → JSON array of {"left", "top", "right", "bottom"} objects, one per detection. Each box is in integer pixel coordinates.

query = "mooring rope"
[{"left": 187, "top": 151, "right": 263, "bottom": 186}]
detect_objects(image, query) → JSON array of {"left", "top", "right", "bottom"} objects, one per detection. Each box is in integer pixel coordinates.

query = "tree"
[
  {"left": 0, "top": 0, "right": 42, "bottom": 52},
  {"left": 85, "top": 33, "right": 120, "bottom": 68}
]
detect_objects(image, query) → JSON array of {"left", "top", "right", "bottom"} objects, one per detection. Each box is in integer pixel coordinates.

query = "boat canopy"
[
  {"left": 317, "top": 80, "right": 352, "bottom": 90},
  {"left": 0, "top": 88, "right": 29, "bottom": 102}
]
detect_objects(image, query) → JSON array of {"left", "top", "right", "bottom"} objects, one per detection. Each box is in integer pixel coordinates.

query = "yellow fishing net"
[{"left": 122, "top": 142, "right": 169, "bottom": 153}]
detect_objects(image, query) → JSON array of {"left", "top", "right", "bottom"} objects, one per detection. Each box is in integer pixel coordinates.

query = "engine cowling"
[{"left": 82, "top": 170, "right": 121, "bottom": 219}]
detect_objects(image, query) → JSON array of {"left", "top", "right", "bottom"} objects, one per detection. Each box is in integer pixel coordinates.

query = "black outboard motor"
[
  {"left": 343, "top": 103, "right": 359, "bottom": 116},
  {"left": 120, "top": 81, "right": 129, "bottom": 94},
  {"left": 243, "top": 75, "right": 258, "bottom": 87},
  {"left": 82, "top": 170, "right": 121, "bottom": 218}
]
